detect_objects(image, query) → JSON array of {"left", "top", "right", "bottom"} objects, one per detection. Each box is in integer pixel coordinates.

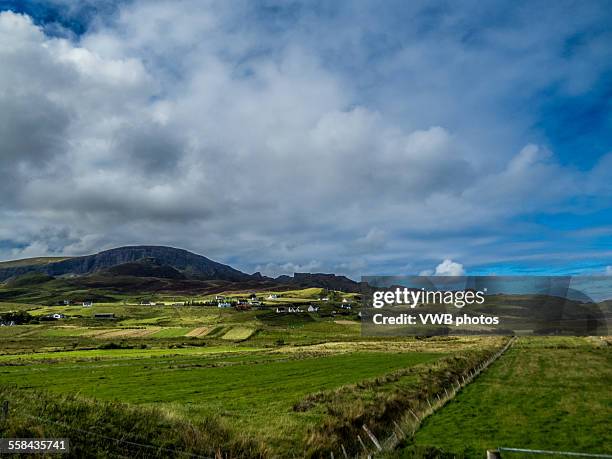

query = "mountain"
[
  {"left": 0, "top": 246, "right": 362, "bottom": 292},
  {"left": 276, "top": 272, "right": 363, "bottom": 293},
  {"left": 0, "top": 246, "right": 250, "bottom": 282}
]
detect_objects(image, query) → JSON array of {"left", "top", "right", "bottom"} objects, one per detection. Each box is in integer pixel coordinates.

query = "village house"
[
  {"left": 218, "top": 302, "right": 232, "bottom": 308},
  {"left": 267, "top": 294, "right": 278, "bottom": 300},
  {"left": 275, "top": 306, "right": 287, "bottom": 313},
  {"left": 94, "top": 313, "right": 115, "bottom": 319},
  {"left": 82, "top": 300, "right": 93, "bottom": 307},
  {"left": 307, "top": 305, "right": 319, "bottom": 312},
  {"left": 288, "top": 306, "right": 303, "bottom": 313},
  {"left": 215, "top": 295, "right": 225, "bottom": 301}
]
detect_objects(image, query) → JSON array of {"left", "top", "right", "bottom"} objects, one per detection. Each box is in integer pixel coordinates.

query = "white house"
[
  {"left": 275, "top": 307, "right": 287, "bottom": 313},
  {"left": 307, "top": 305, "right": 319, "bottom": 312},
  {"left": 218, "top": 302, "right": 232, "bottom": 308},
  {"left": 288, "top": 306, "right": 303, "bottom": 313},
  {"left": 82, "top": 301, "right": 93, "bottom": 307},
  {"left": 342, "top": 298, "right": 348, "bottom": 303},
  {"left": 52, "top": 313, "right": 65, "bottom": 319},
  {"left": 321, "top": 297, "right": 329, "bottom": 301},
  {"left": 215, "top": 295, "right": 225, "bottom": 301},
  {"left": 267, "top": 294, "right": 278, "bottom": 300}
]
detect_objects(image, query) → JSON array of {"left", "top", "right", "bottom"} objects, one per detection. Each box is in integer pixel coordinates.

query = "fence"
[
  {"left": 489, "top": 448, "right": 612, "bottom": 458},
  {"left": 331, "top": 337, "right": 517, "bottom": 458},
  {"left": 0, "top": 400, "right": 216, "bottom": 459}
]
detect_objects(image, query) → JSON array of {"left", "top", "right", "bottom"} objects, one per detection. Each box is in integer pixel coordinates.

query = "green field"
[
  {"left": 405, "top": 337, "right": 612, "bottom": 458},
  {"left": 0, "top": 293, "right": 610, "bottom": 458},
  {"left": 0, "top": 348, "right": 445, "bottom": 452}
]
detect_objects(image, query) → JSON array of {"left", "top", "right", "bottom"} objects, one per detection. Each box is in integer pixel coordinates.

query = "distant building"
[
  {"left": 321, "top": 297, "right": 329, "bottom": 301},
  {"left": 82, "top": 301, "right": 93, "bottom": 307},
  {"left": 94, "top": 313, "right": 115, "bottom": 319},
  {"left": 307, "top": 305, "right": 320, "bottom": 312},
  {"left": 267, "top": 294, "right": 278, "bottom": 300},
  {"left": 52, "top": 313, "right": 65, "bottom": 319},
  {"left": 215, "top": 295, "right": 225, "bottom": 301},
  {"left": 342, "top": 298, "right": 348, "bottom": 303},
  {"left": 288, "top": 306, "right": 303, "bottom": 313},
  {"left": 62, "top": 300, "right": 71, "bottom": 305},
  {"left": 275, "top": 307, "right": 287, "bottom": 313},
  {"left": 218, "top": 302, "right": 232, "bottom": 308}
]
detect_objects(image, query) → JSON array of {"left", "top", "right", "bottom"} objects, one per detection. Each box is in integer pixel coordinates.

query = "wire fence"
[
  {"left": 1, "top": 407, "right": 216, "bottom": 459},
  {"left": 498, "top": 447, "right": 612, "bottom": 458}
]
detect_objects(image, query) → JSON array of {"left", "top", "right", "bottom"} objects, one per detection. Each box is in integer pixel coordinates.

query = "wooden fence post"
[
  {"left": 486, "top": 450, "right": 501, "bottom": 459},
  {"left": 362, "top": 425, "right": 382, "bottom": 452}
]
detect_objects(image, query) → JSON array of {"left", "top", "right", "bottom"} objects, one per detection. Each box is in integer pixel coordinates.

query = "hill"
[
  {"left": 0, "top": 246, "right": 362, "bottom": 297},
  {"left": 0, "top": 246, "right": 250, "bottom": 283}
]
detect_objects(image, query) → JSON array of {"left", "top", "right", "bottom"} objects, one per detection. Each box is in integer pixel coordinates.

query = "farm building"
[
  {"left": 94, "top": 313, "right": 115, "bottom": 319},
  {"left": 218, "top": 302, "right": 232, "bottom": 308},
  {"left": 275, "top": 307, "right": 287, "bottom": 313},
  {"left": 288, "top": 306, "right": 303, "bottom": 313},
  {"left": 267, "top": 294, "right": 278, "bottom": 300},
  {"left": 82, "top": 301, "right": 93, "bottom": 307},
  {"left": 307, "top": 305, "right": 319, "bottom": 312}
]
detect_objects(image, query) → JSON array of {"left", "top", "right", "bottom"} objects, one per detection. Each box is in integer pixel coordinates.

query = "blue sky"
[{"left": 0, "top": 0, "right": 610, "bottom": 277}]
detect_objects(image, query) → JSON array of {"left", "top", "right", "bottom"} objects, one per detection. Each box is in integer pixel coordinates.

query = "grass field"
[
  {"left": 0, "top": 346, "right": 447, "bottom": 454},
  {"left": 0, "top": 293, "right": 610, "bottom": 458},
  {"left": 404, "top": 337, "right": 612, "bottom": 458}
]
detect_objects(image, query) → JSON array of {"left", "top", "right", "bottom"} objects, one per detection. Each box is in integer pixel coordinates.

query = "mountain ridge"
[{"left": 0, "top": 245, "right": 362, "bottom": 292}]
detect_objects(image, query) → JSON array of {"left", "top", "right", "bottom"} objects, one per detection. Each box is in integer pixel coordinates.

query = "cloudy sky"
[{"left": 0, "top": 0, "right": 611, "bottom": 278}]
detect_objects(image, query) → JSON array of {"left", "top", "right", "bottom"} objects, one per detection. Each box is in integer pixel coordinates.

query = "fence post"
[
  {"left": 362, "top": 425, "right": 382, "bottom": 452},
  {"left": 2, "top": 401, "right": 8, "bottom": 421},
  {"left": 486, "top": 449, "right": 501, "bottom": 459}
]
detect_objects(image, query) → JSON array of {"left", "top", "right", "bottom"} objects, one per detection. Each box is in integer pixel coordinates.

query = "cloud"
[
  {"left": 0, "top": 2, "right": 611, "bottom": 277},
  {"left": 606, "top": 266, "right": 612, "bottom": 276},
  {"left": 435, "top": 259, "right": 466, "bottom": 276}
]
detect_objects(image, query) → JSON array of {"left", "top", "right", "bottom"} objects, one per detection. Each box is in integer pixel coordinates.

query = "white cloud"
[
  {"left": 434, "top": 259, "right": 466, "bottom": 276},
  {"left": 605, "top": 266, "right": 612, "bottom": 276},
  {"left": 0, "top": 3, "right": 610, "bottom": 276}
]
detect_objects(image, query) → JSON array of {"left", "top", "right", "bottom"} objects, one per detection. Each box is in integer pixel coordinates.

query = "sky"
[{"left": 0, "top": 0, "right": 611, "bottom": 278}]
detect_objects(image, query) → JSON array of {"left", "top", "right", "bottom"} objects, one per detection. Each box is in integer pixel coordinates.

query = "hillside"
[
  {"left": 0, "top": 246, "right": 362, "bottom": 299},
  {"left": 0, "top": 246, "right": 251, "bottom": 283}
]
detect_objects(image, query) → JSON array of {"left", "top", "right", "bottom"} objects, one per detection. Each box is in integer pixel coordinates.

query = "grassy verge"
[{"left": 0, "top": 385, "right": 265, "bottom": 458}]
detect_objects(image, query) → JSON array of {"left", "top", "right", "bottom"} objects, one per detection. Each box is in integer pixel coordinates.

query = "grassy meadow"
[{"left": 0, "top": 291, "right": 610, "bottom": 458}]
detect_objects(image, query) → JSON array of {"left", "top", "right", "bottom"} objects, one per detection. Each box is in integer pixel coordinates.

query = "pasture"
[{"left": 0, "top": 295, "right": 610, "bottom": 457}]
